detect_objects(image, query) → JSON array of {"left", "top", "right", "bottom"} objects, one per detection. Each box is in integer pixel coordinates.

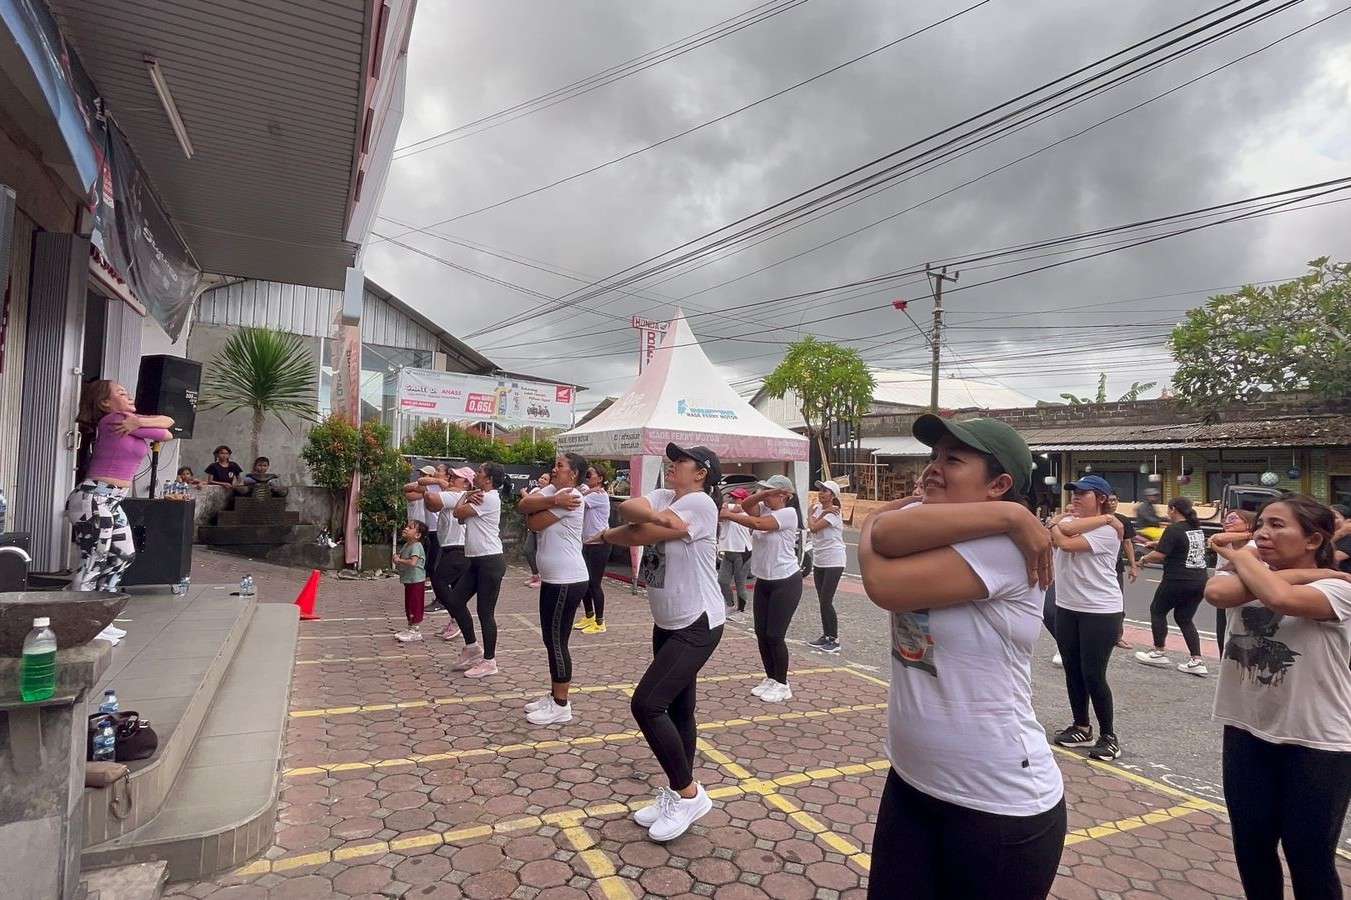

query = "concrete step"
[
  {"left": 205, "top": 540, "right": 344, "bottom": 572},
  {"left": 197, "top": 524, "right": 320, "bottom": 546},
  {"left": 81, "top": 860, "right": 168, "bottom": 899},
  {"left": 214, "top": 508, "right": 301, "bottom": 527},
  {"left": 82, "top": 604, "right": 299, "bottom": 881},
  {"left": 81, "top": 590, "right": 256, "bottom": 852}
]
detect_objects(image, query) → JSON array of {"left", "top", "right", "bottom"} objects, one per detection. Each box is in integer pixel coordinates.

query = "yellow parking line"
[
  {"left": 1066, "top": 799, "right": 1210, "bottom": 844},
  {"left": 289, "top": 666, "right": 848, "bottom": 718},
  {"left": 1050, "top": 747, "right": 1228, "bottom": 816},
  {"left": 553, "top": 811, "right": 633, "bottom": 900},
  {"left": 764, "top": 791, "right": 871, "bottom": 871},
  {"left": 293, "top": 634, "right": 754, "bottom": 666},
  {"left": 283, "top": 702, "right": 888, "bottom": 777}
]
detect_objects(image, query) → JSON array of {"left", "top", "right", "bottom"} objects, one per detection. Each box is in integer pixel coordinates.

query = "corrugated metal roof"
[{"left": 46, "top": 0, "right": 371, "bottom": 287}]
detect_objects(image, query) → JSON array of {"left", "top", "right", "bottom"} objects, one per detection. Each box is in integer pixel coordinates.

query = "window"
[
  {"left": 1207, "top": 470, "right": 1261, "bottom": 503},
  {"left": 318, "top": 339, "right": 433, "bottom": 428},
  {"left": 1332, "top": 475, "right": 1351, "bottom": 508}
]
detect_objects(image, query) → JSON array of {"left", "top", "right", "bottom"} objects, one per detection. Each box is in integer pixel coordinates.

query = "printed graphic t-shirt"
[
  {"left": 642, "top": 489, "right": 726, "bottom": 631},
  {"left": 464, "top": 489, "right": 503, "bottom": 558},
  {"left": 750, "top": 506, "right": 800, "bottom": 581},
  {"left": 886, "top": 534, "right": 1062, "bottom": 816},
  {"left": 534, "top": 485, "right": 587, "bottom": 584},
  {"left": 1113, "top": 513, "right": 1137, "bottom": 574},
  {"left": 1157, "top": 521, "right": 1208, "bottom": 583},
  {"left": 811, "top": 504, "right": 847, "bottom": 569},
  {"left": 1052, "top": 519, "right": 1123, "bottom": 614},
  {"left": 1213, "top": 578, "right": 1351, "bottom": 751}
]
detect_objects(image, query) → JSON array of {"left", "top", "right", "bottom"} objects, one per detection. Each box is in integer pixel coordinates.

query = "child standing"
[{"left": 394, "top": 521, "right": 428, "bottom": 642}]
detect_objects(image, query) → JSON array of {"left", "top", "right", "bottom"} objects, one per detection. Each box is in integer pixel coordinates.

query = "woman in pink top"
[{"left": 65, "top": 380, "right": 174, "bottom": 591}]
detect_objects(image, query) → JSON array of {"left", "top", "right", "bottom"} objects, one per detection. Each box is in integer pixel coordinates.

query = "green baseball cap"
[{"left": 911, "top": 414, "right": 1035, "bottom": 495}]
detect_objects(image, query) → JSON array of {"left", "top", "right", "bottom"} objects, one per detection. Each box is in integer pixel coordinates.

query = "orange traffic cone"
[{"left": 294, "top": 569, "right": 321, "bottom": 621}]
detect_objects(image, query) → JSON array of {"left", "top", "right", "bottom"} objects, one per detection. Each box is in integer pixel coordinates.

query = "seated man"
[{"left": 235, "top": 456, "right": 289, "bottom": 498}]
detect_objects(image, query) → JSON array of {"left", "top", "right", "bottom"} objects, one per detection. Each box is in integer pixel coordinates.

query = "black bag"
[{"left": 87, "top": 711, "right": 159, "bottom": 762}]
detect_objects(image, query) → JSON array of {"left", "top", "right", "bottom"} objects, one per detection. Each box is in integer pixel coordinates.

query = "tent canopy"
[{"left": 556, "top": 313, "right": 809, "bottom": 463}]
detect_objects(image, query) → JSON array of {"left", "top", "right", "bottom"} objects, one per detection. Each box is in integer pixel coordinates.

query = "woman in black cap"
[
  {"left": 591, "top": 443, "right": 725, "bottom": 842},
  {"left": 860, "top": 414, "right": 1062, "bottom": 900},
  {"left": 1048, "top": 473, "right": 1126, "bottom": 761},
  {"left": 722, "top": 473, "right": 804, "bottom": 703}
]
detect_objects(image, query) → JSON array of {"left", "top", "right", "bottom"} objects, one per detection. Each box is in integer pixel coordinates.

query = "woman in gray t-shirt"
[{"left": 1205, "top": 495, "right": 1351, "bottom": 900}]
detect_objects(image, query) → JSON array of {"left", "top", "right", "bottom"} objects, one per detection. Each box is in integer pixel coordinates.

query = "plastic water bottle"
[
  {"left": 20, "top": 617, "right": 57, "bottom": 703},
  {"left": 239, "top": 574, "right": 255, "bottom": 597},
  {"left": 98, "top": 689, "right": 119, "bottom": 716},
  {"left": 173, "top": 575, "right": 190, "bottom": 596},
  {"left": 92, "top": 717, "right": 116, "bottom": 762}
]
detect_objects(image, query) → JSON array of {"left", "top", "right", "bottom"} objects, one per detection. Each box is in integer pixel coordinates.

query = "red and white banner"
[
  {"left": 395, "top": 367, "right": 575, "bottom": 428},
  {"left": 631, "top": 316, "right": 669, "bottom": 373}
]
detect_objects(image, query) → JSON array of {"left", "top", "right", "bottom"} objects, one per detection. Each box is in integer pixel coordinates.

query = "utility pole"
[{"left": 926, "top": 264, "right": 959, "bottom": 412}]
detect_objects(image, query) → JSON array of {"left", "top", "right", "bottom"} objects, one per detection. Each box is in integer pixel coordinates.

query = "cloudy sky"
[{"left": 365, "top": 0, "right": 1351, "bottom": 413}]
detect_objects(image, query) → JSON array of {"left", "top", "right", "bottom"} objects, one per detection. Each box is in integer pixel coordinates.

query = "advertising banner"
[
  {"left": 396, "top": 367, "right": 575, "bottom": 428},
  {"left": 631, "top": 316, "right": 669, "bottom": 373}
]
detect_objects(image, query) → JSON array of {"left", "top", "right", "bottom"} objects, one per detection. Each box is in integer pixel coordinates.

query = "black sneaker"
[
  {"left": 820, "top": 638, "right": 841, "bottom": 654},
  {"left": 1089, "top": 734, "right": 1122, "bottom": 760},
  {"left": 806, "top": 635, "right": 831, "bottom": 650},
  {"left": 1053, "top": 725, "right": 1094, "bottom": 747}
]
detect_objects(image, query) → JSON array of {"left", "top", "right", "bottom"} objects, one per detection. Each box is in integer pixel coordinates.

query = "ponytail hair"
[
  {"left": 480, "top": 461, "right": 512, "bottom": 502},
  {"left": 1169, "top": 496, "right": 1200, "bottom": 528}
]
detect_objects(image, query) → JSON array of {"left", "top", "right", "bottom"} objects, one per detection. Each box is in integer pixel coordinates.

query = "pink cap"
[{"left": 449, "top": 466, "right": 476, "bottom": 482}]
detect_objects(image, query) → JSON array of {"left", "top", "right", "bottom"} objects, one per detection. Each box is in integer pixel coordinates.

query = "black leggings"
[
  {"left": 423, "top": 530, "right": 441, "bottom": 581},
  {"left": 1149, "top": 578, "right": 1204, "bottom": 657},
  {"left": 630, "top": 614, "right": 723, "bottom": 791},
  {"left": 753, "top": 573, "right": 802, "bottom": 682},
  {"left": 446, "top": 554, "right": 505, "bottom": 659},
  {"left": 581, "top": 542, "right": 609, "bottom": 621},
  {"left": 868, "top": 767, "right": 1066, "bottom": 900},
  {"left": 1216, "top": 607, "right": 1227, "bottom": 656},
  {"left": 1223, "top": 725, "right": 1351, "bottom": 900},
  {"left": 813, "top": 566, "right": 844, "bottom": 639},
  {"left": 540, "top": 581, "right": 587, "bottom": 683},
  {"left": 1041, "top": 583, "right": 1057, "bottom": 637},
  {"left": 429, "top": 544, "right": 468, "bottom": 613},
  {"left": 1054, "top": 606, "right": 1120, "bottom": 736}
]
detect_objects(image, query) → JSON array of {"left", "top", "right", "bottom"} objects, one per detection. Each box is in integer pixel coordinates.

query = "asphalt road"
[{"left": 770, "top": 528, "right": 1350, "bottom": 847}]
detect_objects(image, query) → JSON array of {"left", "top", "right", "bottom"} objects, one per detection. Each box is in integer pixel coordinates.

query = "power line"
[{"left": 391, "top": 0, "right": 809, "bottom": 155}]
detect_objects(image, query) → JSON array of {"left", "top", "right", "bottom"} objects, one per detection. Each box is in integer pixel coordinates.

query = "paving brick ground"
[{"left": 166, "top": 550, "right": 1351, "bottom": 899}]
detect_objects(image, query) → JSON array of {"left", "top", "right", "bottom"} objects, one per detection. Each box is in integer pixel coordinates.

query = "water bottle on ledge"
[
  {"left": 20, "top": 617, "right": 56, "bottom": 703},
  {"left": 173, "top": 575, "right": 191, "bottom": 596},
  {"left": 239, "top": 574, "right": 255, "bottom": 597},
  {"left": 92, "top": 717, "right": 116, "bottom": 761},
  {"left": 99, "top": 689, "right": 119, "bottom": 715}
]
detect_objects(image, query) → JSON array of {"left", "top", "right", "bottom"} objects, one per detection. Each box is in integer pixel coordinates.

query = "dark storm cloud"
[{"left": 368, "top": 0, "right": 1351, "bottom": 405}]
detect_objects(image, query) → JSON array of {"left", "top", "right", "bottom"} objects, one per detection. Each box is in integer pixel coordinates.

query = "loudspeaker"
[
  {"left": 135, "top": 355, "right": 201, "bottom": 439},
  {"left": 120, "top": 498, "right": 194, "bottom": 586}
]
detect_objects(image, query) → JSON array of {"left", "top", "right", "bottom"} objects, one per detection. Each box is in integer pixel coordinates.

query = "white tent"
[{"left": 556, "top": 312, "right": 810, "bottom": 538}]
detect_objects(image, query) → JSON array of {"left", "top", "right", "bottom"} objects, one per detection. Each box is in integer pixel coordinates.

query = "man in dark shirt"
[
  {"left": 1110, "top": 494, "right": 1139, "bottom": 649},
  {"left": 205, "top": 445, "right": 243, "bottom": 486}
]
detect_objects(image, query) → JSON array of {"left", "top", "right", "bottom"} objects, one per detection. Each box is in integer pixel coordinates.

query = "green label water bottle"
[{"left": 21, "top": 616, "right": 57, "bottom": 703}]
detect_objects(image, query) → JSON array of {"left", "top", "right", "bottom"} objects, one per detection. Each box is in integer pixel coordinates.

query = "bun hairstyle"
[
  {"left": 1169, "top": 496, "right": 1200, "bottom": 528},
  {"left": 480, "top": 461, "right": 512, "bottom": 502},
  {"left": 562, "top": 453, "right": 588, "bottom": 487},
  {"left": 1257, "top": 494, "right": 1336, "bottom": 567}
]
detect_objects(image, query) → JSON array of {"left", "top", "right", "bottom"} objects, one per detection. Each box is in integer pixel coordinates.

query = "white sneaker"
[
  {"left": 647, "top": 783, "right": 712, "bottom": 842},
  {"left": 1177, "top": 658, "right": 1209, "bottom": 677},
  {"left": 1135, "top": 649, "right": 1171, "bottom": 668},
  {"left": 761, "top": 681, "right": 792, "bottom": 703},
  {"left": 524, "top": 694, "right": 554, "bottom": 713},
  {"left": 750, "top": 677, "right": 775, "bottom": 697},
  {"left": 451, "top": 644, "right": 483, "bottom": 671},
  {"left": 1051, "top": 653, "right": 1062, "bottom": 668},
  {"left": 526, "top": 700, "right": 572, "bottom": 726},
  {"left": 634, "top": 787, "right": 678, "bottom": 827},
  {"left": 395, "top": 628, "right": 423, "bottom": 643}
]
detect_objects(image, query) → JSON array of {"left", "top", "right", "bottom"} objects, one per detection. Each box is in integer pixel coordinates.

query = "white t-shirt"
[
  {"left": 463, "top": 489, "right": 503, "bottom": 558},
  {"left": 1213, "top": 578, "right": 1351, "bottom": 752},
  {"left": 718, "top": 503, "right": 752, "bottom": 553},
  {"left": 642, "top": 489, "right": 726, "bottom": 630},
  {"left": 750, "top": 505, "right": 800, "bottom": 581},
  {"left": 422, "top": 484, "right": 442, "bottom": 531},
  {"left": 810, "top": 503, "right": 846, "bottom": 569},
  {"left": 582, "top": 489, "right": 610, "bottom": 540},
  {"left": 1052, "top": 519, "right": 1123, "bottom": 614},
  {"left": 887, "top": 535, "right": 1062, "bottom": 816},
  {"left": 437, "top": 491, "right": 465, "bottom": 548},
  {"left": 534, "top": 486, "right": 588, "bottom": 584},
  {"left": 407, "top": 494, "right": 425, "bottom": 526}
]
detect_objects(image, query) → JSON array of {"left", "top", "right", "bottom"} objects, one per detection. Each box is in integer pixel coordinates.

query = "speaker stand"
[{"left": 148, "top": 442, "right": 162, "bottom": 499}]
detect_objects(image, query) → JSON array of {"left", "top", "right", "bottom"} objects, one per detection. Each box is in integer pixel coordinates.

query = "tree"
[
  {"left": 763, "top": 337, "right": 875, "bottom": 480},
  {"left": 1058, "top": 373, "right": 1157, "bottom": 404},
  {"left": 200, "top": 327, "right": 318, "bottom": 462},
  {"left": 1170, "top": 258, "right": 1351, "bottom": 409},
  {"left": 300, "top": 416, "right": 361, "bottom": 536}
]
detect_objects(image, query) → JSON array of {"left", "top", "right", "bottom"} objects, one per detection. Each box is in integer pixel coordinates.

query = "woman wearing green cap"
[
  {"left": 859, "top": 415, "right": 1063, "bottom": 900},
  {"left": 722, "top": 473, "right": 804, "bottom": 704},
  {"left": 1048, "top": 473, "right": 1126, "bottom": 762}
]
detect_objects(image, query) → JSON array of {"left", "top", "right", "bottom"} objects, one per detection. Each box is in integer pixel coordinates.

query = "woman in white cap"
[
  {"left": 859, "top": 414, "right": 1062, "bottom": 900},
  {"left": 722, "top": 473, "right": 803, "bottom": 703},
  {"left": 446, "top": 462, "right": 512, "bottom": 678},
  {"left": 807, "top": 479, "right": 847, "bottom": 654},
  {"left": 517, "top": 452, "right": 591, "bottom": 726},
  {"left": 590, "top": 443, "right": 725, "bottom": 842},
  {"left": 424, "top": 466, "right": 477, "bottom": 640},
  {"left": 1048, "top": 473, "right": 1126, "bottom": 761}
]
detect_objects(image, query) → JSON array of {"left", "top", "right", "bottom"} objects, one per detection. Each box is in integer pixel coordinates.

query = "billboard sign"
[{"left": 396, "top": 367, "right": 575, "bottom": 428}]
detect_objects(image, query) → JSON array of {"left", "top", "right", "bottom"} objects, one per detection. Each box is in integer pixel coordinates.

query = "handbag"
[{"left": 88, "top": 711, "right": 159, "bottom": 763}]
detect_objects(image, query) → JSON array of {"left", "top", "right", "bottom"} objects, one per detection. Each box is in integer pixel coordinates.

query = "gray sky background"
[{"left": 366, "top": 0, "right": 1351, "bottom": 412}]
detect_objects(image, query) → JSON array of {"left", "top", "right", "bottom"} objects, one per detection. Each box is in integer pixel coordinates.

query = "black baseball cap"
[
  {"left": 912, "top": 414, "right": 1035, "bottom": 495},
  {"left": 666, "top": 443, "right": 722, "bottom": 485}
]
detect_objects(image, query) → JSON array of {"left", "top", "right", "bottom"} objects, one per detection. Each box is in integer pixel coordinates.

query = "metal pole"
[{"left": 926, "top": 264, "right": 959, "bottom": 412}]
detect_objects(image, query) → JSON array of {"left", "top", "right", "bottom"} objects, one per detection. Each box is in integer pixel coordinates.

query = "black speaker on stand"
[
  {"left": 120, "top": 498, "right": 194, "bottom": 587},
  {"left": 135, "top": 355, "right": 201, "bottom": 498}
]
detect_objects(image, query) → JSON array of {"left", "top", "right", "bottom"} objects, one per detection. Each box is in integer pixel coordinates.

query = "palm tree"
[{"left": 200, "top": 327, "right": 319, "bottom": 462}]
